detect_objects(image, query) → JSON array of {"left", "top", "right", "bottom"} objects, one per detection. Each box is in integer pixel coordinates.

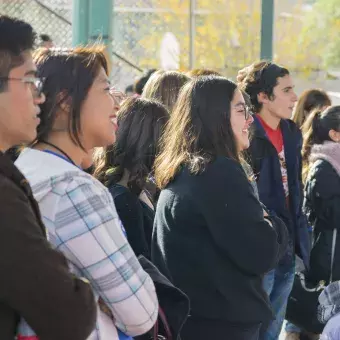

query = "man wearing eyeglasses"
[{"left": 0, "top": 15, "right": 97, "bottom": 340}]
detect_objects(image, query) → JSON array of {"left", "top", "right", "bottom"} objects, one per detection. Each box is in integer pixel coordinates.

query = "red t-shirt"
[{"left": 257, "top": 114, "right": 289, "bottom": 199}]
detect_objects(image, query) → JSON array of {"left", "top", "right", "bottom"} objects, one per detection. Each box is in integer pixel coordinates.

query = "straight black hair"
[{"left": 0, "top": 15, "right": 36, "bottom": 91}]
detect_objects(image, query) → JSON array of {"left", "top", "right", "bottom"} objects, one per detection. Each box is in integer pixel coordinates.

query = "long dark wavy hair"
[
  {"left": 154, "top": 75, "right": 240, "bottom": 189},
  {"left": 93, "top": 97, "right": 169, "bottom": 195}
]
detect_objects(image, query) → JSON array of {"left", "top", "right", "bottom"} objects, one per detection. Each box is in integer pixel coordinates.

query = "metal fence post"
[
  {"left": 88, "top": 0, "right": 113, "bottom": 54},
  {"left": 260, "top": 0, "right": 274, "bottom": 60},
  {"left": 189, "top": 0, "right": 196, "bottom": 70},
  {"left": 72, "top": 0, "right": 89, "bottom": 46}
]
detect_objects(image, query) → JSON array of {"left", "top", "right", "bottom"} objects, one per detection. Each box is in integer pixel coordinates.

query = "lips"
[{"left": 110, "top": 116, "right": 118, "bottom": 131}]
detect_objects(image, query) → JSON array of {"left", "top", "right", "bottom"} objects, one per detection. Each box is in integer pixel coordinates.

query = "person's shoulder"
[
  {"left": 206, "top": 156, "right": 244, "bottom": 176},
  {"left": 180, "top": 157, "right": 246, "bottom": 193},
  {"left": 43, "top": 171, "right": 114, "bottom": 207},
  {"left": 0, "top": 172, "right": 23, "bottom": 198},
  {"left": 49, "top": 170, "right": 107, "bottom": 192},
  {"left": 307, "top": 159, "right": 340, "bottom": 197},
  {"left": 310, "top": 159, "right": 338, "bottom": 180},
  {"left": 108, "top": 184, "right": 141, "bottom": 208}
]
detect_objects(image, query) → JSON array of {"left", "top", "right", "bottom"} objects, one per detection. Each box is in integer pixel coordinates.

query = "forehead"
[
  {"left": 275, "top": 74, "right": 294, "bottom": 89},
  {"left": 232, "top": 89, "right": 245, "bottom": 104},
  {"left": 9, "top": 50, "right": 36, "bottom": 77},
  {"left": 94, "top": 66, "right": 109, "bottom": 83}
]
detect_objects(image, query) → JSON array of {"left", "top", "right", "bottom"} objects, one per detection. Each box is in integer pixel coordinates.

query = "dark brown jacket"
[{"left": 0, "top": 152, "right": 97, "bottom": 340}]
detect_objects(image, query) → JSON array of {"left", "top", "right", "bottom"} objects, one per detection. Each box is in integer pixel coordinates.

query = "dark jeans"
[{"left": 180, "top": 316, "right": 261, "bottom": 340}]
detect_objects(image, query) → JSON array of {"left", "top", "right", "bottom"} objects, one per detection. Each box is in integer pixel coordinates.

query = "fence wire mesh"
[{"left": 0, "top": 0, "right": 316, "bottom": 91}]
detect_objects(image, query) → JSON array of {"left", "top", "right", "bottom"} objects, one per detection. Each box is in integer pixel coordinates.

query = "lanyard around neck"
[{"left": 40, "top": 140, "right": 77, "bottom": 167}]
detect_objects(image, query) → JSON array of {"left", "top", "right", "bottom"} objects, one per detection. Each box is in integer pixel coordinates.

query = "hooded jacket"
[{"left": 15, "top": 148, "right": 158, "bottom": 340}]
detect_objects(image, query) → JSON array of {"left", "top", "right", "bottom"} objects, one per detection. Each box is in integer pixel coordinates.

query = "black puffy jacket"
[{"left": 305, "top": 159, "right": 340, "bottom": 285}]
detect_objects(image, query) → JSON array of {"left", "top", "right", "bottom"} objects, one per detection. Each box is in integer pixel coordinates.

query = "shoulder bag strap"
[{"left": 330, "top": 228, "right": 338, "bottom": 283}]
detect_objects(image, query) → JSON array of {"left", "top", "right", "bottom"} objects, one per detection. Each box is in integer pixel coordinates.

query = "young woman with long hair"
[
  {"left": 142, "top": 70, "right": 189, "bottom": 113},
  {"left": 93, "top": 97, "right": 169, "bottom": 258},
  {"left": 152, "top": 75, "right": 288, "bottom": 340},
  {"left": 302, "top": 106, "right": 340, "bottom": 285},
  {"left": 285, "top": 106, "right": 340, "bottom": 340},
  {"left": 15, "top": 46, "right": 158, "bottom": 340},
  {"left": 292, "top": 89, "right": 331, "bottom": 128}
]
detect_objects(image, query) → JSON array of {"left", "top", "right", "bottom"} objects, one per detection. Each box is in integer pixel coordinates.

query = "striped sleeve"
[{"left": 53, "top": 178, "right": 158, "bottom": 336}]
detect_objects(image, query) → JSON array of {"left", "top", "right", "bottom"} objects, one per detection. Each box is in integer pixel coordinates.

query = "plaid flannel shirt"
[{"left": 16, "top": 149, "right": 158, "bottom": 340}]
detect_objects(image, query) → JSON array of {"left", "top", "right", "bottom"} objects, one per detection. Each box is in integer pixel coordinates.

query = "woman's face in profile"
[
  {"left": 79, "top": 67, "right": 117, "bottom": 149},
  {"left": 230, "top": 89, "right": 254, "bottom": 151}
]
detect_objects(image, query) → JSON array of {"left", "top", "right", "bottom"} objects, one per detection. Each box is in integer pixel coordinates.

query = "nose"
[
  {"left": 34, "top": 92, "right": 46, "bottom": 105},
  {"left": 292, "top": 91, "right": 298, "bottom": 102}
]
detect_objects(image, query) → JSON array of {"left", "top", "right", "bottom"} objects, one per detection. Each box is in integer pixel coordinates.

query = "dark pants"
[
  {"left": 180, "top": 316, "right": 261, "bottom": 340},
  {"left": 260, "top": 252, "right": 295, "bottom": 340}
]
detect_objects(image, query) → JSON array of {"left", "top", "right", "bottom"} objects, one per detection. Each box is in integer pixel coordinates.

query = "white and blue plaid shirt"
[{"left": 15, "top": 149, "right": 158, "bottom": 340}]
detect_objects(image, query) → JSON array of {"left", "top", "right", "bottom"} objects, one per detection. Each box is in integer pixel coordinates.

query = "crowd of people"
[{"left": 1, "top": 14, "right": 340, "bottom": 340}]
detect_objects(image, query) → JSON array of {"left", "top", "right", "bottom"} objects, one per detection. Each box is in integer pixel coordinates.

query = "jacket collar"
[
  {"left": 251, "top": 114, "right": 267, "bottom": 139},
  {"left": 310, "top": 141, "right": 340, "bottom": 177},
  {"left": 252, "top": 114, "right": 294, "bottom": 139},
  {"left": 251, "top": 115, "right": 299, "bottom": 177}
]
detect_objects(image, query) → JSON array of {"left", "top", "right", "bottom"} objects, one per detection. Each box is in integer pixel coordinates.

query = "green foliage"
[{"left": 303, "top": 0, "right": 340, "bottom": 69}]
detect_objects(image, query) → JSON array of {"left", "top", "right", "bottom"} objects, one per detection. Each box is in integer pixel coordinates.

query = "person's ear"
[
  {"left": 257, "top": 92, "right": 270, "bottom": 105},
  {"left": 58, "top": 91, "right": 72, "bottom": 114},
  {"left": 329, "top": 129, "right": 340, "bottom": 143}
]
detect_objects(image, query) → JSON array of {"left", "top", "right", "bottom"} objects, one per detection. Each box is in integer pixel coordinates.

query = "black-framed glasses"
[
  {"left": 0, "top": 77, "right": 44, "bottom": 98},
  {"left": 234, "top": 103, "right": 253, "bottom": 120}
]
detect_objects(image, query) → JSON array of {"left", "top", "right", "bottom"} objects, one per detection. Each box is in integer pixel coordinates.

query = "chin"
[
  {"left": 102, "top": 135, "right": 116, "bottom": 147},
  {"left": 23, "top": 133, "right": 37, "bottom": 145},
  {"left": 280, "top": 112, "right": 293, "bottom": 120},
  {"left": 241, "top": 140, "right": 250, "bottom": 151}
]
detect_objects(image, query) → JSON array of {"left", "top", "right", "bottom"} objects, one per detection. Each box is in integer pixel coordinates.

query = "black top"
[
  {"left": 305, "top": 159, "right": 340, "bottom": 284},
  {"left": 152, "top": 156, "right": 288, "bottom": 326},
  {"left": 108, "top": 184, "right": 154, "bottom": 259}
]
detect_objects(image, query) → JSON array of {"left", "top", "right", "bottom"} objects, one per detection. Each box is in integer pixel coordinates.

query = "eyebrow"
[
  {"left": 234, "top": 102, "right": 246, "bottom": 107},
  {"left": 282, "top": 85, "right": 294, "bottom": 91},
  {"left": 24, "top": 70, "right": 38, "bottom": 77},
  {"left": 98, "top": 77, "right": 110, "bottom": 84}
]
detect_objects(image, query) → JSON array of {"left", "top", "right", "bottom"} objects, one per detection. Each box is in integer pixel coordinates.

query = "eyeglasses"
[
  {"left": 0, "top": 77, "right": 44, "bottom": 98},
  {"left": 234, "top": 103, "right": 253, "bottom": 120},
  {"left": 109, "top": 87, "right": 126, "bottom": 105}
]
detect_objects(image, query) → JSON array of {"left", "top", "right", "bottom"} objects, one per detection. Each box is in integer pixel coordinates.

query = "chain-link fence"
[
  {"left": 113, "top": 0, "right": 264, "bottom": 89},
  {"left": 1, "top": 0, "right": 72, "bottom": 47},
  {"left": 0, "top": 0, "right": 321, "bottom": 91}
]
